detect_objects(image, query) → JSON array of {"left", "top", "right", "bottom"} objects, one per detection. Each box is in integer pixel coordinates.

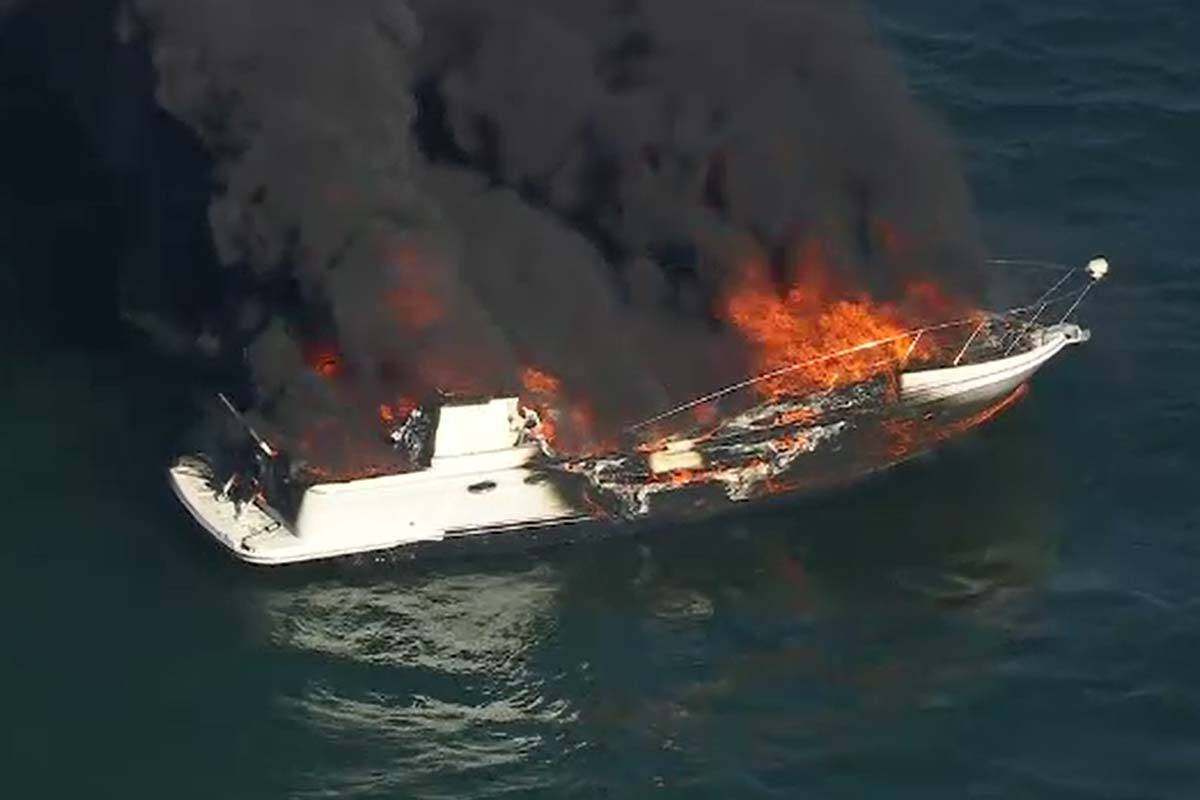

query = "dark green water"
[{"left": 3, "top": 1, "right": 1199, "bottom": 797}]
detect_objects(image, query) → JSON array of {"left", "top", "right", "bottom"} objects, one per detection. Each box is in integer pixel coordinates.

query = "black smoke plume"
[{"left": 115, "top": 0, "right": 982, "bottom": 469}]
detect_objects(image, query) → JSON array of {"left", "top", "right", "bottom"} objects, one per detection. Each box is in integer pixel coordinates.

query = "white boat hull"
[
  {"left": 900, "top": 323, "right": 1088, "bottom": 406},
  {"left": 170, "top": 447, "right": 589, "bottom": 566},
  {"left": 170, "top": 324, "right": 1089, "bottom": 565}
]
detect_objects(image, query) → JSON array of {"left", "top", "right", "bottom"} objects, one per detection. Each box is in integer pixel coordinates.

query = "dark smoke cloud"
[
  {"left": 123, "top": 0, "right": 982, "bottom": 463},
  {"left": 412, "top": 0, "right": 980, "bottom": 279}
]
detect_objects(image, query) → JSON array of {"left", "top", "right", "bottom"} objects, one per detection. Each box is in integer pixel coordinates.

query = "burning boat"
[{"left": 170, "top": 258, "right": 1105, "bottom": 565}]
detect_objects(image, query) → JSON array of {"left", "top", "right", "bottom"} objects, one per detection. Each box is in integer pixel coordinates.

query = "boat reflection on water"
[
  {"left": 244, "top": 406, "right": 1064, "bottom": 796},
  {"left": 252, "top": 565, "right": 576, "bottom": 796}
]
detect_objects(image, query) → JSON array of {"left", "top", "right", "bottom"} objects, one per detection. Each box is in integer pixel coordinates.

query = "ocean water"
[{"left": 3, "top": 1, "right": 1199, "bottom": 797}]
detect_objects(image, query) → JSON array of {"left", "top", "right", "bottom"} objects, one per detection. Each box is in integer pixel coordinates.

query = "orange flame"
[
  {"left": 377, "top": 396, "right": 417, "bottom": 426},
  {"left": 519, "top": 365, "right": 615, "bottom": 454},
  {"left": 521, "top": 367, "right": 563, "bottom": 397},
  {"left": 723, "top": 240, "right": 957, "bottom": 398},
  {"left": 305, "top": 344, "right": 342, "bottom": 379},
  {"left": 520, "top": 366, "right": 562, "bottom": 446},
  {"left": 665, "top": 469, "right": 699, "bottom": 486},
  {"left": 291, "top": 228, "right": 986, "bottom": 477}
]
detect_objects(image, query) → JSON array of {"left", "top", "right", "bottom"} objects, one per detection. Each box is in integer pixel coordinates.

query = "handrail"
[
  {"left": 953, "top": 318, "right": 988, "bottom": 366},
  {"left": 1003, "top": 267, "right": 1078, "bottom": 355},
  {"left": 1058, "top": 281, "right": 1096, "bottom": 323}
]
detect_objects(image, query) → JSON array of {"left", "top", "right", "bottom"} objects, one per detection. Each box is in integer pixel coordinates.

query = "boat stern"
[{"left": 168, "top": 458, "right": 301, "bottom": 564}]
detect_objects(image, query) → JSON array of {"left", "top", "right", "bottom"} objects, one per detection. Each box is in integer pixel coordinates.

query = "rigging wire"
[{"left": 626, "top": 263, "right": 1093, "bottom": 434}]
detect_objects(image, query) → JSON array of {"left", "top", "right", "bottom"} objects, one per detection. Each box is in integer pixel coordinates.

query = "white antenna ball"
[{"left": 1086, "top": 257, "right": 1110, "bottom": 281}]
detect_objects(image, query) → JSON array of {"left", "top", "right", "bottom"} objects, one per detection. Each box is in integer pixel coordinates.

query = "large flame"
[
  {"left": 284, "top": 232, "right": 990, "bottom": 477},
  {"left": 723, "top": 240, "right": 963, "bottom": 399}
]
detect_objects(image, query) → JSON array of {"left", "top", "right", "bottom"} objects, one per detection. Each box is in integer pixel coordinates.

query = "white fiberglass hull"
[
  {"left": 170, "top": 324, "right": 1088, "bottom": 566},
  {"left": 170, "top": 448, "right": 589, "bottom": 565},
  {"left": 900, "top": 323, "right": 1088, "bottom": 406}
]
